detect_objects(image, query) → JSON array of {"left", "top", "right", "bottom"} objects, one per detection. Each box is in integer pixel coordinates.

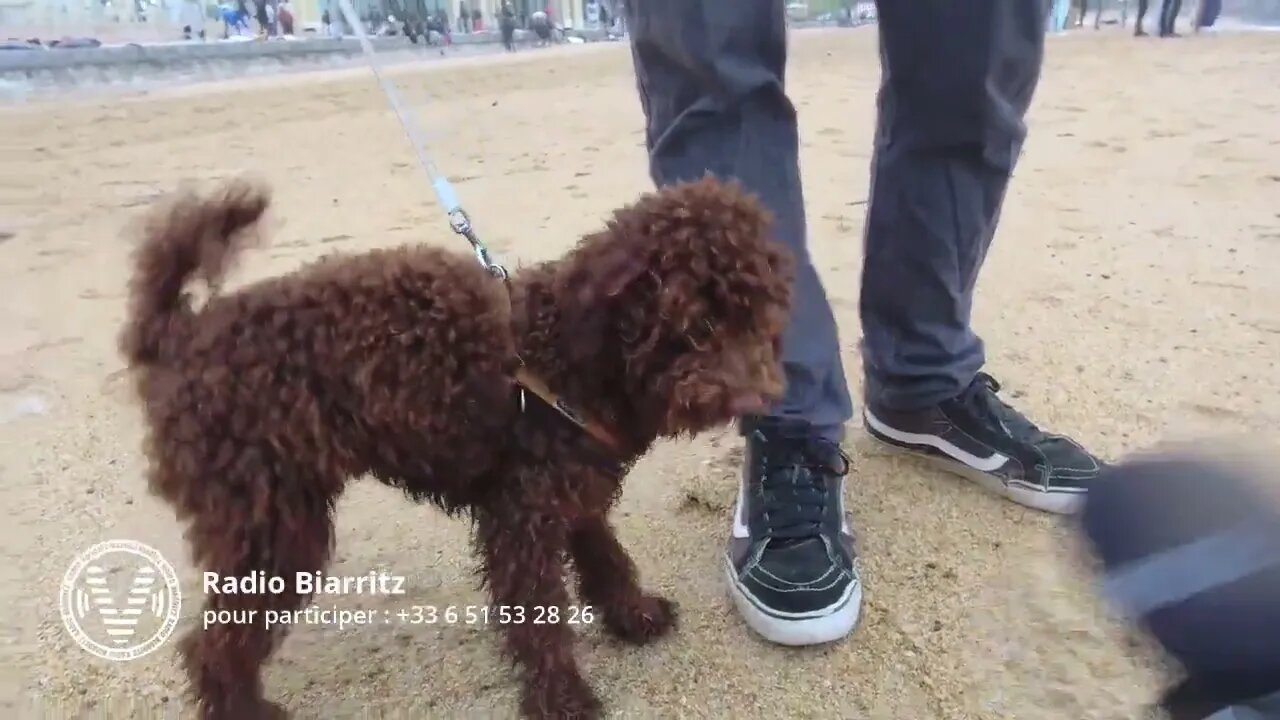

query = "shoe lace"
[
  {"left": 754, "top": 432, "right": 851, "bottom": 543},
  {"left": 960, "top": 372, "right": 1046, "bottom": 444}
]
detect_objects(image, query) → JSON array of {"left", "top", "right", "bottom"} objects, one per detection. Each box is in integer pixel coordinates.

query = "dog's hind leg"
[
  {"left": 568, "top": 514, "right": 677, "bottom": 645},
  {"left": 178, "top": 451, "right": 339, "bottom": 720},
  {"left": 475, "top": 502, "right": 602, "bottom": 720}
]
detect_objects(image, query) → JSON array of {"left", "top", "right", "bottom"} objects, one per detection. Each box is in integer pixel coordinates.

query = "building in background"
[{"left": 0, "top": 0, "right": 36, "bottom": 27}]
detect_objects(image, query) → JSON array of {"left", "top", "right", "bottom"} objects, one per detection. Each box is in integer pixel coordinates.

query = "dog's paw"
[
  {"left": 521, "top": 675, "right": 603, "bottom": 720},
  {"left": 260, "top": 701, "right": 290, "bottom": 720},
  {"left": 605, "top": 594, "right": 678, "bottom": 645},
  {"left": 202, "top": 699, "right": 289, "bottom": 720}
]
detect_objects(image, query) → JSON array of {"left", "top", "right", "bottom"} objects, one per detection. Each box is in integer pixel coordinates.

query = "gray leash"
[
  {"left": 328, "top": 5, "right": 630, "bottom": 458},
  {"left": 334, "top": 0, "right": 508, "bottom": 280}
]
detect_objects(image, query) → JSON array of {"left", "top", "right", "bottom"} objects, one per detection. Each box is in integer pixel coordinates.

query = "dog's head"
[{"left": 556, "top": 177, "right": 793, "bottom": 442}]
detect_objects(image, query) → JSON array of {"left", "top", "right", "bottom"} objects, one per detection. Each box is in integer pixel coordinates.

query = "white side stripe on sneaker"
[
  {"left": 864, "top": 409, "right": 1009, "bottom": 473},
  {"left": 732, "top": 488, "right": 750, "bottom": 539}
]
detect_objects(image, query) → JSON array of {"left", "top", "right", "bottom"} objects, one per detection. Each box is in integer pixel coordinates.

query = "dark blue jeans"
[{"left": 626, "top": 0, "right": 1046, "bottom": 440}]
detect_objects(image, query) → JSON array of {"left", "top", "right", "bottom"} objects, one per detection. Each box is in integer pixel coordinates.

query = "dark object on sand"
[
  {"left": 530, "top": 11, "right": 553, "bottom": 44},
  {"left": 1080, "top": 450, "right": 1280, "bottom": 720},
  {"left": 48, "top": 37, "right": 103, "bottom": 49},
  {"left": 1196, "top": 0, "right": 1222, "bottom": 28}
]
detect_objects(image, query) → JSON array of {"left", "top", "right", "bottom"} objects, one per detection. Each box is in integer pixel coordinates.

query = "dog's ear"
[
  {"left": 652, "top": 336, "right": 783, "bottom": 438},
  {"left": 556, "top": 233, "right": 651, "bottom": 365},
  {"left": 569, "top": 233, "right": 649, "bottom": 308}
]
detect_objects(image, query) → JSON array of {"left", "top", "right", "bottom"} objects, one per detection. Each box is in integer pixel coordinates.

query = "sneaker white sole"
[
  {"left": 863, "top": 421, "right": 1086, "bottom": 515},
  {"left": 723, "top": 555, "right": 863, "bottom": 646}
]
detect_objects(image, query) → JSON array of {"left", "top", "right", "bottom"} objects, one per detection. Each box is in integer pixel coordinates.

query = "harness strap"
[{"left": 513, "top": 367, "right": 625, "bottom": 456}]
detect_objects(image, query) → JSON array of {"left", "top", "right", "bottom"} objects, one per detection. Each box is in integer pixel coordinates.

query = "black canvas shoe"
[
  {"left": 863, "top": 372, "right": 1103, "bottom": 515},
  {"left": 725, "top": 417, "right": 862, "bottom": 646}
]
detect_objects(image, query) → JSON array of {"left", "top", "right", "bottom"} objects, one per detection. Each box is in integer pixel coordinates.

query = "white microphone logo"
[{"left": 60, "top": 540, "right": 182, "bottom": 662}]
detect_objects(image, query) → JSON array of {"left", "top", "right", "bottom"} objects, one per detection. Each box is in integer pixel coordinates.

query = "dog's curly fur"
[{"left": 120, "top": 176, "right": 793, "bottom": 720}]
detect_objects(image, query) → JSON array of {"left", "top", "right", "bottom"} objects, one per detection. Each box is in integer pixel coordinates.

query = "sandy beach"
[{"left": 2, "top": 27, "right": 1279, "bottom": 719}]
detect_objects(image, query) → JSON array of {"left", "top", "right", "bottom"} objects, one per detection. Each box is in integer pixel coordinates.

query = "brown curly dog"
[{"left": 120, "top": 176, "right": 793, "bottom": 720}]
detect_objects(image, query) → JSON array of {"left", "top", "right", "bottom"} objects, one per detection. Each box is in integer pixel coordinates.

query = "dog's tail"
[{"left": 119, "top": 178, "right": 271, "bottom": 366}]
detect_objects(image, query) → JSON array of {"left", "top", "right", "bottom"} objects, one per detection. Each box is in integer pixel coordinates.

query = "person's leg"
[
  {"left": 627, "top": 0, "right": 859, "bottom": 646},
  {"left": 861, "top": 0, "right": 1043, "bottom": 413},
  {"left": 628, "top": 0, "right": 851, "bottom": 440},
  {"left": 1135, "top": 0, "right": 1150, "bottom": 33},
  {"left": 1159, "top": 0, "right": 1183, "bottom": 35},
  {"left": 859, "top": 0, "right": 1104, "bottom": 515}
]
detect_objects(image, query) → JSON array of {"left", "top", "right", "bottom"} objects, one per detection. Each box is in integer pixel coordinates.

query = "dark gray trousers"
[{"left": 626, "top": 0, "right": 1046, "bottom": 440}]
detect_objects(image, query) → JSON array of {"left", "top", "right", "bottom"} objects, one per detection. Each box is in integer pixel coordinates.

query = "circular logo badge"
[{"left": 60, "top": 539, "right": 182, "bottom": 662}]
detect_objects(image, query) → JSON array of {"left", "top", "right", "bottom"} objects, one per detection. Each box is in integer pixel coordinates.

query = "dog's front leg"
[
  {"left": 569, "top": 514, "right": 677, "bottom": 645},
  {"left": 475, "top": 505, "right": 602, "bottom": 720}
]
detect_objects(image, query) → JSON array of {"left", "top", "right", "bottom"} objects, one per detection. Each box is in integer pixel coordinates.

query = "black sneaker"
[
  {"left": 863, "top": 372, "right": 1102, "bottom": 515},
  {"left": 724, "top": 417, "right": 862, "bottom": 646}
]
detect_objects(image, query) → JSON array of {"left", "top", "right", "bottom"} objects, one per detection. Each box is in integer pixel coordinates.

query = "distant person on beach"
[
  {"left": 1135, "top": 0, "right": 1183, "bottom": 35},
  {"left": 472, "top": 7, "right": 483, "bottom": 30},
  {"left": 254, "top": 0, "right": 269, "bottom": 36},
  {"left": 220, "top": 3, "right": 250, "bottom": 37},
  {"left": 531, "top": 10, "right": 552, "bottom": 45},
  {"left": 437, "top": 9, "right": 451, "bottom": 44},
  {"left": 624, "top": 0, "right": 1105, "bottom": 646},
  {"left": 499, "top": 1, "right": 516, "bottom": 50},
  {"left": 1047, "top": 0, "right": 1071, "bottom": 31},
  {"left": 176, "top": 0, "right": 207, "bottom": 39},
  {"left": 1076, "top": 0, "right": 1102, "bottom": 27},
  {"left": 425, "top": 11, "right": 451, "bottom": 48},
  {"left": 1194, "top": 0, "right": 1221, "bottom": 30},
  {"left": 458, "top": 1, "right": 470, "bottom": 32},
  {"left": 278, "top": 0, "right": 294, "bottom": 35},
  {"left": 1157, "top": 0, "right": 1183, "bottom": 35}
]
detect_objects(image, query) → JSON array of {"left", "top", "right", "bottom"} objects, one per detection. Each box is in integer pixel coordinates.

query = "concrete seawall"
[{"left": 0, "top": 29, "right": 607, "bottom": 101}]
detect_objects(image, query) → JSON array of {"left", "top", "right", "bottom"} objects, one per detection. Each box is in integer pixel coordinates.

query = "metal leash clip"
[
  {"left": 449, "top": 208, "right": 508, "bottom": 280},
  {"left": 332, "top": 0, "right": 508, "bottom": 283}
]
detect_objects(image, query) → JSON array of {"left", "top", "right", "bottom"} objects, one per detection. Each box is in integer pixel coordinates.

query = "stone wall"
[{"left": 0, "top": 29, "right": 606, "bottom": 101}]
